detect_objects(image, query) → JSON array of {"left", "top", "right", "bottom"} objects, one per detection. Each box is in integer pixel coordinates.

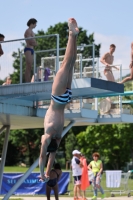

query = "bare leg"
[
  {"left": 104, "top": 71, "right": 115, "bottom": 102},
  {"left": 53, "top": 184, "right": 59, "bottom": 200},
  {"left": 120, "top": 67, "right": 133, "bottom": 83},
  {"left": 104, "top": 71, "right": 115, "bottom": 82},
  {"left": 77, "top": 185, "right": 82, "bottom": 197},
  {"left": 52, "top": 19, "right": 79, "bottom": 95},
  {"left": 67, "top": 36, "right": 77, "bottom": 89},
  {"left": 82, "top": 190, "right": 86, "bottom": 198},
  {"left": 74, "top": 185, "right": 77, "bottom": 198},
  {"left": 46, "top": 184, "right": 51, "bottom": 200},
  {"left": 25, "top": 51, "right": 33, "bottom": 82}
]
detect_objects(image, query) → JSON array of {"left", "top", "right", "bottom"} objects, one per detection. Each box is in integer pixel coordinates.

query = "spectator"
[
  {"left": 100, "top": 44, "right": 119, "bottom": 82},
  {"left": 71, "top": 150, "right": 83, "bottom": 200},
  {"left": 24, "top": 18, "right": 37, "bottom": 82},
  {"left": 88, "top": 152, "right": 105, "bottom": 200},
  {"left": 2, "top": 76, "right": 12, "bottom": 85},
  {"left": 0, "top": 34, "right": 5, "bottom": 56},
  {"left": 80, "top": 154, "right": 90, "bottom": 200},
  {"left": 46, "top": 163, "right": 62, "bottom": 200}
]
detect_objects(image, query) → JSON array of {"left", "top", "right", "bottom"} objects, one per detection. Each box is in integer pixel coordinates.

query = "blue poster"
[{"left": 1, "top": 172, "right": 70, "bottom": 195}]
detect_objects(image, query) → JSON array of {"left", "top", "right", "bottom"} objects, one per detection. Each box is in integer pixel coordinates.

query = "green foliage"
[
  {"left": 65, "top": 131, "right": 78, "bottom": 161},
  {"left": 76, "top": 124, "right": 133, "bottom": 169},
  {"left": 8, "top": 129, "right": 43, "bottom": 165}
]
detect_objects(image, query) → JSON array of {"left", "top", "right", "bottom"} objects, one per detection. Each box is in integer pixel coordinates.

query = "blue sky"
[
  {"left": 0, "top": 0, "right": 133, "bottom": 79},
  {"left": 1, "top": 0, "right": 133, "bottom": 38}
]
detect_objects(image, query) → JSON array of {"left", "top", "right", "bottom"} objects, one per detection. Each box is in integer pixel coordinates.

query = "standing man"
[
  {"left": 100, "top": 44, "right": 119, "bottom": 82},
  {"left": 0, "top": 34, "right": 5, "bottom": 56},
  {"left": 71, "top": 150, "right": 83, "bottom": 200},
  {"left": 24, "top": 18, "right": 37, "bottom": 82},
  {"left": 120, "top": 42, "right": 133, "bottom": 83}
]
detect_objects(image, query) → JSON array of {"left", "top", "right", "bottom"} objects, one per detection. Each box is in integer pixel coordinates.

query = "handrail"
[{"left": 0, "top": 34, "right": 58, "bottom": 44}]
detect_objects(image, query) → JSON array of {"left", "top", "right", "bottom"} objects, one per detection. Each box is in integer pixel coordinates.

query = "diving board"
[{"left": 0, "top": 78, "right": 124, "bottom": 104}]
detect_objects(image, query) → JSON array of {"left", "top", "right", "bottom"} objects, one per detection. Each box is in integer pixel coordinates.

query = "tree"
[
  {"left": 76, "top": 124, "right": 132, "bottom": 170},
  {"left": 9, "top": 128, "right": 43, "bottom": 166}
]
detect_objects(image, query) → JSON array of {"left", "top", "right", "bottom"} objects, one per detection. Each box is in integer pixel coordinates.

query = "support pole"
[
  {"left": 2, "top": 158, "right": 39, "bottom": 200},
  {"left": 0, "top": 126, "right": 10, "bottom": 192},
  {"left": 119, "top": 64, "right": 122, "bottom": 114},
  {"left": 33, "top": 53, "right": 36, "bottom": 82},
  {"left": 20, "top": 53, "right": 22, "bottom": 84},
  {"left": 95, "top": 57, "right": 99, "bottom": 111},
  {"left": 0, "top": 126, "right": 7, "bottom": 135},
  {"left": 56, "top": 34, "right": 59, "bottom": 72},
  {"left": 61, "top": 120, "right": 75, "bottom": 138},
  {"left": 92, "top": 43, "right": 95, "bottom": 78}
]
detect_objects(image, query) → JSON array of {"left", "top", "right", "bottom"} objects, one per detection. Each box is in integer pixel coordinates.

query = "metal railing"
[{"left": 19, "top": 34, "right": 59, "bottom": 83}]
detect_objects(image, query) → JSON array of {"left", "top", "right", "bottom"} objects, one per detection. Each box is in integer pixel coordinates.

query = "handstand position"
[{"left": 39, "top": 18, "right": 79, "bottom": 182}]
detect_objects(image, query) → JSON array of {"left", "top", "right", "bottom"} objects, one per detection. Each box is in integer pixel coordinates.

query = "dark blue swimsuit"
[
  {"left": 24, "top": 47, "right": 34, "bottom": 55},
  {"left": 47, "top": 169, "right": 59, "bottom": 187}
]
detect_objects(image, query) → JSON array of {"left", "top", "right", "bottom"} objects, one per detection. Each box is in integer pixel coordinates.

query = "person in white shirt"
[{"left": 71, "top": 150, "right": 83, "bottom": 200}]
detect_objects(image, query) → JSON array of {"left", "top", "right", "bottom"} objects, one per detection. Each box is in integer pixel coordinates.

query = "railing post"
[
  {"left": 80, "top": 54, "right": 82, "bottom": 78},
  {"left": 56, "top": 34, "right": 59, "bottom": 72},
  {"left": 92, "top": 43, "right": 95, "bottom": 78},
  {"left": 20, "top": 53, "right": 22, "bottom": 84},
  {"left": 119, "top": 64, "right": 122, "bottom": 114},
  {"left": 33, "top": 53, "right": 36, "bottom": 82},
  {"left": 95, "top": 57, "right": 99, "bottom": 111}
]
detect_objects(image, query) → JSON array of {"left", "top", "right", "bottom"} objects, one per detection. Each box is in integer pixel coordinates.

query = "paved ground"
[{"left": 7, "top": 196, "right": 133, "bottom": 200}]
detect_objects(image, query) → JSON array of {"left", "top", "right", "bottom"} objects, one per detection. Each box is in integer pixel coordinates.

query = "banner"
[{"left": 1, "top": 172, "right": 70, "bottom": 195}]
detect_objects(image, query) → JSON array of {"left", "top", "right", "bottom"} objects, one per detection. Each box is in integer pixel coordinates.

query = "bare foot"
[{"left": 68, "top": 18, "right": 79, "bottom": 35}]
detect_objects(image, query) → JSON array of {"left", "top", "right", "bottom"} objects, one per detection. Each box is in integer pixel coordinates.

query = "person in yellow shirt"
[{"left": 88, "top": 152, "right": 105, "bottom": 200}]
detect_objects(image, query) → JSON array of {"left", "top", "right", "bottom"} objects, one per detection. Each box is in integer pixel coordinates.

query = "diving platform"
[
  {"left": 0, "top": 77, "right": 124, "bottom": 129},
  {"left": 0, "top": 77, "right": 123, "bottom": 103}
]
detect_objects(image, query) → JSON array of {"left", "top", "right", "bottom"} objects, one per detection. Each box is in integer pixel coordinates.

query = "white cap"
[{"left": 72, "top": 150, "right": 81, "bottom": 155}]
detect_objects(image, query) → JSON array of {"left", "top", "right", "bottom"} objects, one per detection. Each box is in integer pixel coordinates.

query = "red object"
[{"left": 80, "top": 157, "right": 90, "bottom": 190}]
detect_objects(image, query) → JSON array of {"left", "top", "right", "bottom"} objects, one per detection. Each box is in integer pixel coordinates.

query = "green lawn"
[
  {"left": 3, "top": 167, "right": 133, "bottom": 198},
  {"left": 0, "top": 199, "right": 23, "bottom": 200},
  {"left": 4, "top": 166, "right": 40, "bottom": 173}
]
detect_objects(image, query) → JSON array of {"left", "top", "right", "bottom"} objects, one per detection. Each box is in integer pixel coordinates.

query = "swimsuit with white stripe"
[{"left": 51, "top": 88, "right": 72, "bottom": 104}]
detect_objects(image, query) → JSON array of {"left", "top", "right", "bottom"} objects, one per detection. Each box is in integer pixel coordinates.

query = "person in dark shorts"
[
  {"left": 46, "top": 163, "right": 62, "bottom": 200},
  {"left": 24, "top": 18, "right": 37, "bottom": 82},
  {"left": 71, "top": 150, "right": 83, "bottom": 200}
]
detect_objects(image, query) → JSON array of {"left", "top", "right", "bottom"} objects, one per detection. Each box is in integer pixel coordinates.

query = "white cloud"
[{"left": 94, "top": 33, "right": 132, "bottom": 80}]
